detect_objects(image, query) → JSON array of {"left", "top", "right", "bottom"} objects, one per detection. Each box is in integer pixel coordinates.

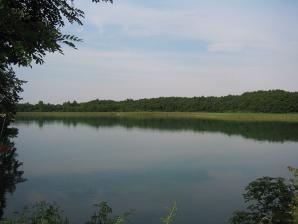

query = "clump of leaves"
[
  {"left": 0, "top": 67, "right": 26, "bottom": 119},
  {"left": 0, "top": 201, "right": 133, "bottom": 224},
  {"left": 0, "top": 0, "right": 113, "bottom": 121},
  {"left": 288, "top": 167, "right": 298, "bottom": 189},
  {"left": 1, "top": 201, "right": 69, "bottom": 224},
  {"left": 288, "top": 167, "right": 298, "bottom": 224},
  {"left": 86, "top": 202, "right": 132, "bottom": 224},
  {"left": 0, "top": 0, "right": 113, "bottom": 68},
  {"left": 161, "top": 202, "right": 177, "bottom": 224},
  {"left": 230, "top": 169, "right": 298, "bottom": 224}
]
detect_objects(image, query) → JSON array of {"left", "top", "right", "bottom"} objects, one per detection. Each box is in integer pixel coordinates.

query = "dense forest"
[{"left": 17, "top": 90, "right": 298, "bottom": 113}]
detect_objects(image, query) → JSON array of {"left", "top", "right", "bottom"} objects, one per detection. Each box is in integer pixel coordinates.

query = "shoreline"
[{"left": 15, "top": 112, "right": 298, "bottom": 122}]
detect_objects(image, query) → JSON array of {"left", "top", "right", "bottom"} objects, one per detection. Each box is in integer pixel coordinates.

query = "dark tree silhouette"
[
  {"left": 230, "top": 176, "right": 297, "bottom": 224},
  {"left": 0, "top": 0, "right": 113, "bottom": 116},
  {"left": 0, "top": 67, "right": 25, "bottom": 122},
  {"left": 0, "top": 0, "right": 112, "bottom": 67}
]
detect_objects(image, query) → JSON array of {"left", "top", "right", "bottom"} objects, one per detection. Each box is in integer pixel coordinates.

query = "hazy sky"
[{"left": 16, "top": 0, "right": 298, "bottom": 103}]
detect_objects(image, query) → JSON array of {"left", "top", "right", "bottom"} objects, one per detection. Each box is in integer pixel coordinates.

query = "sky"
[{"left": 16, "top": 0, "right": 298, "bottom": 103}]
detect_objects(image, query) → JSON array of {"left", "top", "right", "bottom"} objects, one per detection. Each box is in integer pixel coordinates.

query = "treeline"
[{"left": 17, "top": 90, "right": 298, "bottom": 113}]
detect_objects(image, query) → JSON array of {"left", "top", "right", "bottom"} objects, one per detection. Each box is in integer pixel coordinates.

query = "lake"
[{"left": 2, "top": 116, "right": 298, "bottom": 223}]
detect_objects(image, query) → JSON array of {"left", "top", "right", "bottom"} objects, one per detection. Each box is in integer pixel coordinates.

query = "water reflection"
[
  {"left": 0, "top": 128, "right": 26, "bottom": 219},
  {"left": 2, "top": 173, "right": 298, "bottom": 224},
  {"left": 4, "top": 116, "right": 298, "bottom": 223},
  {"left": 16, "top": 116, "right": 298, "bottom": 142}
]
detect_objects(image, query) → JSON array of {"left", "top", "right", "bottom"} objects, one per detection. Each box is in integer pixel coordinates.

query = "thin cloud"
[
  {"left": 17, "top": 0, "right": 298, "bottom": 103},
  {"left": 82, "top": 2, "right": 296, "bottom": 53}
]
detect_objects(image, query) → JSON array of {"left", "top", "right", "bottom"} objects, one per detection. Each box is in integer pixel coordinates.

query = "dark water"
[{"left": 2, "top": 117, "right": 298, "bottom": 223}]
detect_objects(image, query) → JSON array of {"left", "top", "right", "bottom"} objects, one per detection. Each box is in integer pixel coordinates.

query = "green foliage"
[
  {"left": 230, "top": 175, "right": 297, "bottom": 224},
  {"left": 1, "top": 201, "right": 131, "bottom": 224},
  {"left": 289, "top": 167, "right": 298, "bottom": 189},
  {"left": 1, "top": 201, "right": 69, "bottom": 224},
  {"left": 288, "top": 167, "right": 298, "bottom": 224},
  {"left": 0, "top": 0, "right": 112, "bottom": 118},
  {"left": 0, "top": 67, "right": 25, "bottom": 119},
  {"left": 0, "top": 200, "right": 176, "bottom": 224},
  {"left": 0, "top": 0, "right": 112, "bottom": 67},
  {"left": 17, "top": 90, "right": 298, "bottom": 113},
  {"left": 161, "top": 202, "right": 177, "bottom": 224},
  {"left": 86, "top": 202, "right": 132, "bottom": 224}
]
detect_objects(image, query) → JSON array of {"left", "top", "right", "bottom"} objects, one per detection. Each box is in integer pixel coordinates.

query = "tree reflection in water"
[
  {"left": 0, "top": 127, "right": 26, "bottom": 219},
  {"left": 0, "top": 122, "right": 297, "bottom": 223}
]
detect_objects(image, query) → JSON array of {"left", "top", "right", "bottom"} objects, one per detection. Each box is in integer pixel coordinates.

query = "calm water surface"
[{"left": 3, "top": 117, "right": 298, "bottom": 223}]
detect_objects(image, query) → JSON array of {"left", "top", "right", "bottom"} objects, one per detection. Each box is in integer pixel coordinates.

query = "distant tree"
[
  {"left": 37, "top": 100, "right": 44, "bottom": 112},
  {"left": 16, "top": 90, "right": 298, "bottom": 113}
]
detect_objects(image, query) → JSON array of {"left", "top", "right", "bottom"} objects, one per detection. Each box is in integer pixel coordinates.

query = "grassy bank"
[{"left": 16, "top": 112, "right": 298, "bottom": 122}]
